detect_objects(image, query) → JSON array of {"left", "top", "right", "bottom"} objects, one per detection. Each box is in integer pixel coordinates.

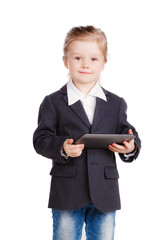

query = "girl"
[{"left": 33, "top": 26, "right": 141, "bottom": 240}]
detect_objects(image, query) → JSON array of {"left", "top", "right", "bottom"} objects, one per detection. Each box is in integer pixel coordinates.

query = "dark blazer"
[{"left": 33, "top": 84, "right": 141, "bottom": 213}]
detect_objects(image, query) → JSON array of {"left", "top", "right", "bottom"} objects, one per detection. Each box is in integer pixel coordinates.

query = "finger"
[
  {"left": 124, "top": 140, "right": 135, "bottom": 152},
  {"left": 108, "top": 144, "right": 125, "bottom": 153},
  {"left": 128, "top": 129, "right": 133, "bottom": 134},
  {"left": 69, "top": 143, "right": 84, "bottom": 150},
  {"left": 77, "top": 144, "right": 85, "bottom": 149},
  {"left": 109, "top": 140, "right": 135, "bottom": 153},
  {"left": 67, "top": 144, "right": 84, "bottom": 156},
  {"left": 123, "top": 141, "right": 131, "bottom": 149},
  {"left": 109, "top": 142, "right": 130, "bottom": 152},
  {"left": 108, "top": 145, "right": 125, "bottom": 153},
  {"left": 79, "top": 144, "right": 85, "bottom": 150},
  {"left": 108, "top": 145, "right": 117, "bottom": 152},
  {"left": 111, "top": 143, "right": 126, "bottom": 151},
  {"left": 69, "top": 147, "right": 83, "bottom": 157},
  {"left": 67, "top": 139, "right": 74, "bottom": 145}
]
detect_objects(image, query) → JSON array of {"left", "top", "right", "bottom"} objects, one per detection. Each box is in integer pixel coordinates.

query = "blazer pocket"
[
  {"left": 104, "top": 167, "right": 119, "bottom": 179},
  {"left": 50, "top": 165, "right": 77, "bottom": 178}
]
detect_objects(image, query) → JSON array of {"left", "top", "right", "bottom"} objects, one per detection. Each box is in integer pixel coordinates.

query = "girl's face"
[{"left": 63, "top": 40, "right": 106, "bottom": 92}]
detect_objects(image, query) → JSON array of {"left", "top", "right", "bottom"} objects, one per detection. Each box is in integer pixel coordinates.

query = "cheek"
[
  {"left": 93, "top": 64, "right": 104, "bottom": 74},
  {"left": 68, "top": 62, "right": 78, "bottom": 73}
]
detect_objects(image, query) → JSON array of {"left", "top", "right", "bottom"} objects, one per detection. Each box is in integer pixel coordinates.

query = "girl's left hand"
[{"left": 108, "top": 129, "right": 135, "bottom": 154}]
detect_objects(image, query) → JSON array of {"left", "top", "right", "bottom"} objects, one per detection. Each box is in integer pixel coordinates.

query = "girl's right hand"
[{"left": 63, "top": 139, "right": 84, "bottom": 158}]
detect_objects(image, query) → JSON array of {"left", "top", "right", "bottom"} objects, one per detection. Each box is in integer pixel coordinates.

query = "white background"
[{"left": 0, "top": 0, "right": 167, "bottom": 239}]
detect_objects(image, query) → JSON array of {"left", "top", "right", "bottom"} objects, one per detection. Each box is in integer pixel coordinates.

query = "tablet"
[{"left": 75, "top": 134, "right": 135, "bottom": 149}]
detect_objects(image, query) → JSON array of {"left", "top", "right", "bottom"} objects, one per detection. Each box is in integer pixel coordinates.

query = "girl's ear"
[
  {"left": 62, "top": 56, "right": 68, "bottom": 69},
  {"left": 102, "top": 60, "right": 107, "bottom": 71}
]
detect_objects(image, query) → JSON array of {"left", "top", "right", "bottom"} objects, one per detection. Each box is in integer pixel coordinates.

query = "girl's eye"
[
  {"left": 91, "top": 58, "right": 97, "bottom": 61},
  {"left": 75, "top": 57, "right": 81, "bottom": 60}
]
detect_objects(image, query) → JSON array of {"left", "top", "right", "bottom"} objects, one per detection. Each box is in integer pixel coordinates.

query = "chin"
[{"left": 79, "top": 79, "right": 97, "bottom": 85}]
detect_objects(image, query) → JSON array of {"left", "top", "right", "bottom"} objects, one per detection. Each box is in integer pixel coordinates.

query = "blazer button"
[{"left": 91, "top": 162, "right": 98, "bottom": 165}]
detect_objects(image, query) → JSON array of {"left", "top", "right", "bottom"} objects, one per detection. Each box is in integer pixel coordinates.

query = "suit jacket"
[{"left": 33, "top": 84, "right": 141, "bottom": 213}]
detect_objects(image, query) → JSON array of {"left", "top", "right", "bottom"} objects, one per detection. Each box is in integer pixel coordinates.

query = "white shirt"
[{"left": 67, "top": 78, "right": 106, "bottom": 124}]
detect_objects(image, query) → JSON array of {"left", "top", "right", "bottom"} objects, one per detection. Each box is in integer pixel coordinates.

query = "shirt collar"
[{"left": 67, "top": 78, "right": 107, "bottom": 105}]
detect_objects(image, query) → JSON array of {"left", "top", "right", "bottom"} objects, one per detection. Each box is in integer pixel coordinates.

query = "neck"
[{"left": 72, "top": 80, "right": 97, "bottom": 95}]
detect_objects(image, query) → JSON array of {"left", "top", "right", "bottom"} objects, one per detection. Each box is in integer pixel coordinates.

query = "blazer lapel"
[
  {"left": 69, "top": 100, "right": 91, "bottom": 129},
  {"left": 61, "top": 92, "right": 91, "bottom": 129}
]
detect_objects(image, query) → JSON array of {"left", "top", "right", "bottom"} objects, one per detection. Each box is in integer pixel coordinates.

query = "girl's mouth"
[{"left": 79, "top": 71, "right": 92, "bottom": 74}]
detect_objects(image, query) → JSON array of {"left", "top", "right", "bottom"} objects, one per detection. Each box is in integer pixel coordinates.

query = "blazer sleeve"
[
  {"left": 33, "top": 96, "right": 71, "bottom": 164},
  {"left": 117, "top": 98, "right": 141, "bottom": 162}
]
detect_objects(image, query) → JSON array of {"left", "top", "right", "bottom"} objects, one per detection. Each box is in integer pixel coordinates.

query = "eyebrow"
[
  {"left": 71, "top": 53, "right": 102, "bottom": 56},
  {"left": 71, "top": 53, "right": 80, "bottom": 55}
]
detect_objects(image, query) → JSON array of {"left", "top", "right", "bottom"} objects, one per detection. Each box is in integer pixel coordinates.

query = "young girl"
[{"left": 33, "top": 26, "right": 141, "bottom": 240}]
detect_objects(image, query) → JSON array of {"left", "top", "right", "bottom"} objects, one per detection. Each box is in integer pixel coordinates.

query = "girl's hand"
[
  {"left": 108, "top": 129, "right": 135, "bottom": 154},
  {"left": 63, "top": 139, "right": 84, "bottom": 157}
]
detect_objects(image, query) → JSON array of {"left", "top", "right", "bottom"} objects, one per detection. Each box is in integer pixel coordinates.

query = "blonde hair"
[{"left": 63, "top": 26, "right": 108, "bottom": 62}]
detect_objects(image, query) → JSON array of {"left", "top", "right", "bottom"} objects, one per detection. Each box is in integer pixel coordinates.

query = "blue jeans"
[{"left": 52, "top": 201, "right": 116, "bottom": 240}]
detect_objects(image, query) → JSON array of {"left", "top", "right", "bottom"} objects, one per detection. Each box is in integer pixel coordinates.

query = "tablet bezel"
[{"left": 75, "top": 134, "right": 135, "bottom": 148}]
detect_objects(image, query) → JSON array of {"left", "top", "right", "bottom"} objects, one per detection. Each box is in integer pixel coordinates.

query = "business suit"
[{"left": 33, "top": 84, "right": 141, "bottom": 213}]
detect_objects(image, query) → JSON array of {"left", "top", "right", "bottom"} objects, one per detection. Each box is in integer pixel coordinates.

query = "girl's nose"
[{"left": 82, "top": 60, "right": 89, "bottom": 69}]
